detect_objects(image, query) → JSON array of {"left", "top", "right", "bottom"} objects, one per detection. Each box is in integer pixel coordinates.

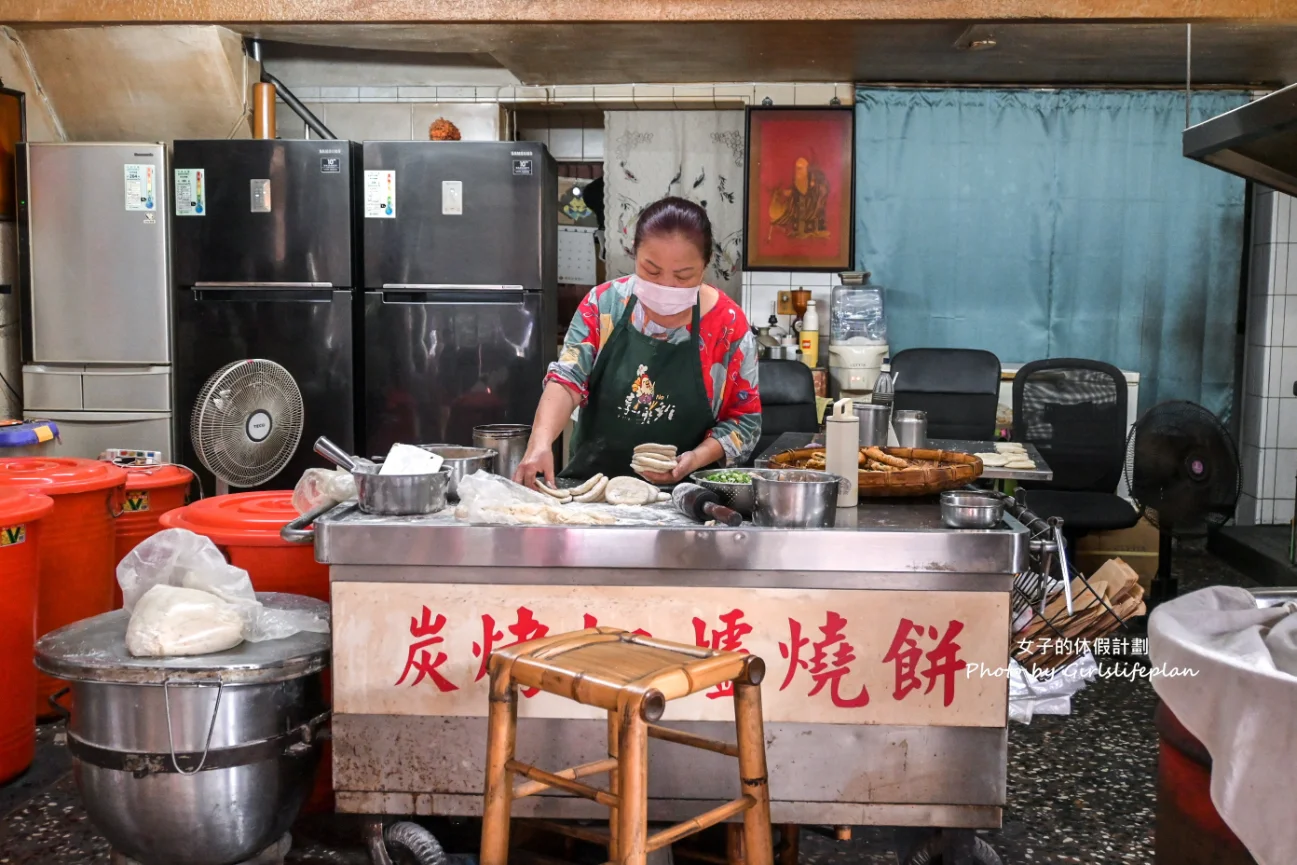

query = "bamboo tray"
[{"left": 766, "top": 447, "right": 984, "bottom": 497}]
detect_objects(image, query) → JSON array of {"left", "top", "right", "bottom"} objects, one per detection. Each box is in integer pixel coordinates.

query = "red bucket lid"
[
  {"left": 0, "top": 486, "right": 55, "bottom": 525},
  {"left": 123, "top": 464, "right": 195, "bottom": 491},
  {"left": 0, "top": 457, "right": 128, "bottom": 496},
  {"left": 159, "top": 490, "right": 301, "bottom": 547}
]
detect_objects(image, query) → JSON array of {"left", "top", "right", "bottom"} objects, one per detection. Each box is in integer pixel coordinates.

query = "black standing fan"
[{"left": 1125, "top": 400, "right": 1241, "bottom": 606}]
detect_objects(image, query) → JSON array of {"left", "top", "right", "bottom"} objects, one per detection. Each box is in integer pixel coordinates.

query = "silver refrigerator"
[
  {"left": 360, "top": 141, "right": 557, "bottom": 456},
  {"left": 17, "top": 143, "right": 172, "bottom": 458}
]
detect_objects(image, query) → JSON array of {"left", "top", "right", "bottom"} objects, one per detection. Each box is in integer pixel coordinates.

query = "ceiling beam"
[{"left": 2, "top": 0, "right": 1294, "bottom": 24}]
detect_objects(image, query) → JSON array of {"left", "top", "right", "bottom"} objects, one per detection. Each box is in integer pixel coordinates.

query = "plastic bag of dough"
[
  {"left": 117, "top": 529, "right": 329, "bottom": 644},
  {"left": 453, "top": 470, "right": 681, "bottom": 527},
  {"left": 125, "top": 584, "right": 246, "bottom": 657},
  {"left": 293, "top": 467, "right": 357, "bottom": 515}
]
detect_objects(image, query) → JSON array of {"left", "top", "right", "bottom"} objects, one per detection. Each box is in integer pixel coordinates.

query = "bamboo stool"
[{"left": 480, "top": 627, "right": 774, "bottom": 865}]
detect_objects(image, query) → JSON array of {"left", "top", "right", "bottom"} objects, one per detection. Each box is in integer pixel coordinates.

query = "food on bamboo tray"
[
  {"left": 768, "top": 446, "right": 983, "bottom": 497},
  {"left": 1013, "top": 557, "right": 1147, "bottom": 672}
]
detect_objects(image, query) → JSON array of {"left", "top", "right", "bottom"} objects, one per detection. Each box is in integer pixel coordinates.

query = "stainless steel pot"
[
  {"left": 35, "top": 594, "right": 330, "bottom": 865},
  {"left": 893, "top": 410, "right": 929, "bottom": 449},
  {"left": 750, "top": 469, "right": 848, "bottom": 528},
  {"left": 472, "top": 425, "right": 530, "bottom": 481},
  {"left": 853, "top": 402, "right": 891, "bottom": 447},
  {"left": 418, "top": 445, "right": 497, "bottom": 499},
  {"left": 316, "top": 437, "right": 449, "bottom": 515}
]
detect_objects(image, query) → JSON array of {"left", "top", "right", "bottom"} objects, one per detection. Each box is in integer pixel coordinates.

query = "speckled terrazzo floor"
[{"left": 0, "top": 546, "right": 1261, "bottom": 865}]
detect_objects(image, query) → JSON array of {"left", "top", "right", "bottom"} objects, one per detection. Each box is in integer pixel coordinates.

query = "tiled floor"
[{"left": 0, "top": 546, "right": 1258, "bottom": 865}]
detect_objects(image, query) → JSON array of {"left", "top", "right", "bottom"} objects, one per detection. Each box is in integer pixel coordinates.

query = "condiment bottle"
[
  {"left": 825, "top": 397, "right": 859, "bottom": 508},
  {"left": 799, "top": 302, "right": 820, "bottom": 369}
]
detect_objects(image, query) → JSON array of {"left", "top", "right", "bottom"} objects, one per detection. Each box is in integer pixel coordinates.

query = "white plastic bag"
[
  {"left": 125, "top": 584, "right": 245, "bottom": 657},
  {"left": 1008, "top": 652, "right": 1099, "bottom": 723},
  {"left": 292, "top": 467, "right": 357, "bottom": 515},
  {"left": 117, "top": 529, "right": 329, "bottom": 647},
  {"left": 453, "top": 471, "right": 615, "bottom": 526}
]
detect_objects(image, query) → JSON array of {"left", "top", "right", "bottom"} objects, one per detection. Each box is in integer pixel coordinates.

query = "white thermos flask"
[{"left": 825, "top": 397, "right": 859, "bottom": 508}]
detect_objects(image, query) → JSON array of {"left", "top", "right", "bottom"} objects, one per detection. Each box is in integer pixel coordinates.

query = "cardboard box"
[{"left": 1077, "top": 516, "right": 1160, "bottom": 554}]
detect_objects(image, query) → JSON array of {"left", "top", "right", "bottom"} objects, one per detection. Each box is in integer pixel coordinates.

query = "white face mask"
[{"left": 634, "top": 276, "right": 700, "bottom": 316}]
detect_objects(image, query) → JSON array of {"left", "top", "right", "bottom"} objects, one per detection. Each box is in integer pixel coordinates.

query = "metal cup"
[
  {"left": 893, "top": 410, "right": 928, "bottom": 449},
  {"left": 853, "top": 402, "right": 891, "bottom": 447}
]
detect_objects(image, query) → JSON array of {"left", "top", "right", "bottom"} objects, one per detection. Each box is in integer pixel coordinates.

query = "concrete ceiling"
[{"left": 232, "top": 21, "right": 1297, "bottom": 86}]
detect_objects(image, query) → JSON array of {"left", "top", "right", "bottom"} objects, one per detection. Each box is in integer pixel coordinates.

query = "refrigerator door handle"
[
  {"left": 193, "top": 281, "right": 334, "bottom": 289},
  {"left": 380, "top": 283, "right": 524, "bottom": 291}
]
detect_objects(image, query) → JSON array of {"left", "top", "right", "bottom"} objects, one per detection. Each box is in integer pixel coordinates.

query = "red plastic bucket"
[
  {"left": 112, "top": 465, "right": 194, "bottom": 608},
  {"left": 0, "top": 488, "right": 54, "bottom": 781},
  {"left": 0, "top": 458, "right": 127, "bottom": 719}
]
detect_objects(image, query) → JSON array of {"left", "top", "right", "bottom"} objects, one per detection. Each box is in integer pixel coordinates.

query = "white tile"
[
  {"left": 1236, "top": 492, "right": 1258, "bottom": 526},
  {"left": 793, "top": 272, "right": 834, "bottom": 287},
  {"left": 1283, "top": 245, "right": 1297, "bottom": 296},
  {"left": 1251, "top": 244, "right": 1275, "bottom": 296},
  {"left": 359, "top": 86, "right": 398, "bottom": 100},
  {"left": 749, "top": 271, "right": 794, "bottom": 286},
  {"left": 1261, "top": 497, "right": 1275, "bottom": 524},
  {"left": 836, "top": 83, "right": 856, "bottom": 105},
  {"left": 1266, "top": 393, "right": 1283, "bottom": 447},
  {"left": 1278, "top": 194, "right": 1294, "bottom": 243},
  {"left": 322, "top": 103, "right": 412, "bottom": 141},
  {"left": 1274, "top": 448, "right": 1297, "bottom": 504},
  {"left": 594, "top": 84, "right": 634, "bottom": 101},
  {"left": 412, "top": 103, "right": 502, "bottom": 142},
  {"left": 319, "top": 86, "right": 359, "bottom": 101},
  {"left": 1261, "top": 448, "right": 1278, "bottom": 499},
  {"left": 1275, "top": 242, "right": 1291, "bottom": 296},
  {"left": 794, "top": 84, "right": 838, "bottom": 105},
  {"left": 1241, "top": 443, "right": 1262, "bottom": 496},
  {"left": 436, "top": 86, "right": 476, "bottom": 102},
  {"left": 1275, "top": 495, "right": 1295, "bottom": 525},
  {"left": 552, "top": 85, "right": 595, "bottom": 102},
  {"left": 475, "top": 87, "right": 501, "bottom": 102},
  {"left": 517, "top": 127, "right": 549, "bottom": 147},
  {"left": 1279, "top": 347, "right": 1297, "bottom": 398},
  {"left": 284, "top": 86, "right": 319, "bottom": 99},
  {"left": 747, "top": 285, "right": 784, "bottom": 320},
  {"left": 1282, "top": 293, "right": 1297, "bottom": 346},
  {"left": 633, "top": 85, "right": 675, "bottom": 106},
  {"left": 1246, "top": 291, "right": 1271, "bottom": 347},
  {"left": 274, "top": 101, "right": 306, "bottom": 139},
  {"left": 1254, "top": 191, "right": 1275, "bottom": 244},
  {"left": 713, "top": 84, "right": 755, "bottom": 104},
  {"left": 1270, "top": 296, "right": 1287, "bottom": 347},
  {"left": 582, "top": 127, "right": 605, "bottom": 160},
  {"left": 548, "top": 128, "right": 584, "bottom": 160},
  {"left": 674, "top": 85, "right": 715, "bottom": 107},
  {"left": 1242, "top": 394, "right": 1263, "bottom": 448},
  {"left": 514, "top": 87, "right": 550, "bottom": 103},
  {"left": 398, "top": 86, "right": 439, "bottom": 100},
  {"left": 754, "top": 84, "right": 796, "bottom": 106},
  {"left": 1280, "top": 398, "right": 1297, "bottom": 448}
]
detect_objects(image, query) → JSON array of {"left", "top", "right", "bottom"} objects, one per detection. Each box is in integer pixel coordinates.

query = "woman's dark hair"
[{"left": 633, "top": 196, "right": 713, "bottom": 263}]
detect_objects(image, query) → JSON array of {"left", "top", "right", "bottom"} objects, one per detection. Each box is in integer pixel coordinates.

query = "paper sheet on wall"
[{"left": 364, "top": 170, "right": 396, "bottom": 218}]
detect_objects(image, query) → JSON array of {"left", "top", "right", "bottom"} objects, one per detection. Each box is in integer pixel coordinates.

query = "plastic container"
[
  {"left": 158, "top": 491, "right": 329, "bottom": 601},
  {"left": 824, "top": 399, "right": 859, "bottom": 508},
  {"left": 829, "top": 283, "right": 887, "bottom": 345},
  {"left": 112, "top": 465, "right": 195, "bottom": 608},
  {"left": 0, "top": 419, "right": 59, "bottom": 457},
  {"left": 0, "top": 488, "right": 54, "bottom": 781},
  {"left": 0, "top": 457, "right": 127, "bottom": 718},
  {"left": 798, "top": 303, "right": 820, "bottom": 369}
]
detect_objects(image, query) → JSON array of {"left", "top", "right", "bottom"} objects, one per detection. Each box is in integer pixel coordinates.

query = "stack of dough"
[
  {"left": 991, "top": 441, "right": 1036, "bottom": 470},
  {"left": 537, "top": 473, "right": 609, "bottom": 504},
  {"left": 631, "top": 443, "right": 678, "bottom": 477}
]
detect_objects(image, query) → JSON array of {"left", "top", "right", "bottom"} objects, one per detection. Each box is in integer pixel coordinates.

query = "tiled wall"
[
  {"left": 1238, "top": 190, "right": 1297, "bottom": 526},
  {"left": 742, "top": 271, "right": 845, "bottom": 366},
  {"left": 515, "top": 111, "right": 604, "bottom": 161}
]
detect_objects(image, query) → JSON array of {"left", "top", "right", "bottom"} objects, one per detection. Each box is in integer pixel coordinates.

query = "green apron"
[{"left": 561, "top": 295, "right": 715, "bottom": 480}]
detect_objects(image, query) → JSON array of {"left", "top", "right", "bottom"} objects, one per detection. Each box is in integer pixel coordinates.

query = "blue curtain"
[{"left": 854, "top": 88, "right": 1248, "bottom": 418}]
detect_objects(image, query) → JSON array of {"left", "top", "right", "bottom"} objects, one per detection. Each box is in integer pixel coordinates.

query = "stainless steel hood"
[{"left": 1184, "top": 83, "right": 1297, "bottom": 198}]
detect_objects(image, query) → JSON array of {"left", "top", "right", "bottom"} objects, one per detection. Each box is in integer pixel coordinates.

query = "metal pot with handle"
[{"left": 315, "top": 437, "right": 448, "bottom": 516}]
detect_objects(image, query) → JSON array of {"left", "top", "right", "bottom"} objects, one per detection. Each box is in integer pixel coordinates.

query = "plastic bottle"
[
  {"left": 799, "top": 302, "right": 820, "bottom": 369},
  {"left": 825, "top": 398, "right": 859, "bottom": 508}
]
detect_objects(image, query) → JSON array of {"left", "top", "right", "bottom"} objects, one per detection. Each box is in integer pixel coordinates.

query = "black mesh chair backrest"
[
  {"left": 1012, "top": 358, "right": 1127, "bottom": 492},
  {"left": 750, "top": 359, "right": 818, "bottom": 464},
  {"left": 890, "top": 348, "right": 1001, "bottom": 441}
]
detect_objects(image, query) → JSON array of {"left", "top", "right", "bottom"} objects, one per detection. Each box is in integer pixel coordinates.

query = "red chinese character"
[
  {"left": 921, "top": 621, "right": 968, "bottom": 707},
  {"left": 693, "top": 609, "right": 752, "bottom": 699},
  {"left": 882, "top": 618, "right": 926, "bottom": 701},
  {"left": 472, "top": 607, "right": 551, "bottom": 697},
  {"left": 779, "top": 614, "right": 868, "bottom": 708},
  {"left": 395, "top": 607, "right": 459, "bottom": 692},
  {"left": 806, "top": 612, "right": 869, "bottom": 708},
  {"left": 583, "top": 613, "right": 651, "bottom": 637}
]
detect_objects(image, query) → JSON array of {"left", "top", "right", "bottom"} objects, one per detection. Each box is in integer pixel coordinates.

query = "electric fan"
[
  {"left": 1124, "top": 400, "right": 1241, "bottom": 607},
  {"left": 190, "top": 359, "right": 305, "bottom": 495}
]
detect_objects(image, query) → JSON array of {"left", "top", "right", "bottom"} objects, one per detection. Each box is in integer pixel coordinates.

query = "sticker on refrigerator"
[
  {"left": 512, "top": 158, "right": 534, "bottom": 176},
  {"left": 321, "top": 157, "right": 341, "bottom": 174},
  {"left": 364, "top": 170, "right": 396, "bottom": 218},
  {"left": 175, "top": 168, "right": 206, "bottom": 216},
  {"left": 250, "top": 178, "right": 272, "bottom": 213},
  {"left": 124, "top": 163, "right": 156, "bottom": 212}
]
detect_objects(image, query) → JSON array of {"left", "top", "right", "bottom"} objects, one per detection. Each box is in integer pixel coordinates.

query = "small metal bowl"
[
  {"left": 940, "top": 490, "right": 1004, "bottom": 529},
  {"left": 691, "top": 470, "right": 757, "bottom": 517}
]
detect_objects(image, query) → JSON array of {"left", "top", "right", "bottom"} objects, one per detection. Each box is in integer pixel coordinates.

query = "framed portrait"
[{"left": 743, "top": 106, "right": 855, "bottom": 272}]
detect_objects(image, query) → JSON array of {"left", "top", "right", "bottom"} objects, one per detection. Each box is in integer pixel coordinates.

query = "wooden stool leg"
[
  {"left": 607, "top": 710, "right": 621, "bottom": 862},
  {"left": 778, "top": 824, "right": 800, "bottom": 865},
  {"left": 481, "top": 665, "right": 519, "bottom": 865},
  {"left": 734, "top": 681, "right": 774, "bottom": 865},
  {"left": 727, "top": 824, "right": 746, "bottom": 865},
  {"left": 616, "top": 701, "right": 649, "bottom": 865}
]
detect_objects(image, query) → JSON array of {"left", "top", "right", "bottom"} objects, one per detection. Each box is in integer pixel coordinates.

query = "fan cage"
[{"left": 190, "top": 359, "right": 305, "bottom": 489}]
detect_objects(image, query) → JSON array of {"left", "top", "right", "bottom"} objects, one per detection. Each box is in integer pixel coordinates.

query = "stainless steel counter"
[{"left": 756, "top": 432, "right": 1054, "bottom": 483}]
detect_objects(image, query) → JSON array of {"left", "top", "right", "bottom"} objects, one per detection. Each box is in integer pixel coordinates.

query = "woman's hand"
[
  {"left": 513, "top": 445, "right": 556, "bottom": 490},
  {"left": 637, "top": 447, "right": 704, "bottom": 486}
]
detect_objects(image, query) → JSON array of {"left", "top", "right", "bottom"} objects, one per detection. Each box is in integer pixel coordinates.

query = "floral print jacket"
[{"left": 545, "top": 276, "right": 763, "bottom": 465}]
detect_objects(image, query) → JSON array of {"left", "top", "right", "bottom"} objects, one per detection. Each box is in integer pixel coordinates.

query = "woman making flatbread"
[{"left": 514, "top": 197, "right": 762, "bottom": 489}]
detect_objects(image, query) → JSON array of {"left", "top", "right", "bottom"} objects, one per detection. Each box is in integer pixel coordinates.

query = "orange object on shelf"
[
  {"left": 0, "top": 488, "right": 54, "bottom": 781},
  {"left": 0, "top": 458, "right": 127, "bottom": 719},
  {"left": 112, "top": 465, "right": 195, "bottom": 608}
]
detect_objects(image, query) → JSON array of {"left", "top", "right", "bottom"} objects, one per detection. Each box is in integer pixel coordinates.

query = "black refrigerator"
[
  {"left": 360, "top": 141, "right": 557, "bottom": 456},
  {"left": 171, "top": 139, "right": 358, "bottom": 493}
]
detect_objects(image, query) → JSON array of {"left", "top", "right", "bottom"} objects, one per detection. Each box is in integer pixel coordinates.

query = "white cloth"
[
  {"left": 1148, "top": 586, "right": 1297, "bottom": 865},
  {"left": 603, "top": 110, "right": 745, "bottom": 299}
]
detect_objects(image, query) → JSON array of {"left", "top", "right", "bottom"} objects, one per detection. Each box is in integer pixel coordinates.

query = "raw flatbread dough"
[
  {"left": 1005, "top": 459, "right": 1037, "bottom": 469},
  {"left": 573, "top": 475, "right": 609, "bottom": 503},
  {"left": 975, "top": 452, "right": 1011, "bottom": 467},
  {"left": 484, "top": 503, "right": 615, "bottom": 526},
  {"left": 126, "top": 584, "right": 245, "bottom": 657},
  {"left": 605, "top": 475, "right": 661, "bottom": 506},
  {"left": 634, "top": 443, "right": 678, "bottom": 458},
  {"left": 569, "top": 473, "right": 605, "bottom": 496},
  {"left": 995, "top": 442, "right": 1026, "bottom": 454},
  {"left": 536, "top": 479, "right": 572, "bottom": 502}
]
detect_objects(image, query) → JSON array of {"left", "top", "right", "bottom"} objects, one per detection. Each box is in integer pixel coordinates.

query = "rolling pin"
[{"left": 672, "top": 482, "right": 743, "bottom": 527}]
